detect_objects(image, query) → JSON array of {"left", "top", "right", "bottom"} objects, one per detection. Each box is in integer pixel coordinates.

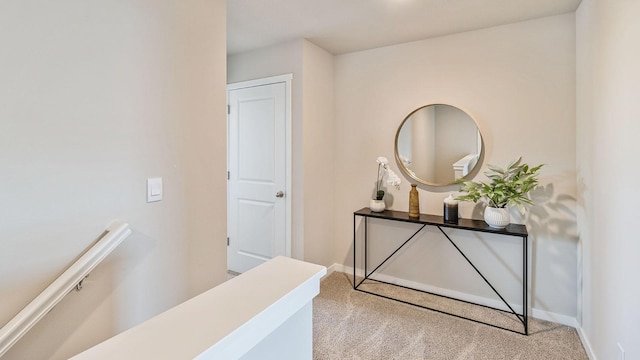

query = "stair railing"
[{"left": 0, "top": 221, "right": 131, "bottom": 357}]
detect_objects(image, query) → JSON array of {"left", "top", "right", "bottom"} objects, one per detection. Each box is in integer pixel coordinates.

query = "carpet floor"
[{"left": 313, "top": 272, "right": 588, "bottom": 360}]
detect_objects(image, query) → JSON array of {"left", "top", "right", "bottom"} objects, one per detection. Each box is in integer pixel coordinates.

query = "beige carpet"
[{"left": 313, "top": 272, "right": 588, "bottom": 360}]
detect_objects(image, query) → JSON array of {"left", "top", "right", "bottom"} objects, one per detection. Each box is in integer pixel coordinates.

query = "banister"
[
  {"left": 71, "top": 256, "right": 326, "bottom": 359},
  {"left": 0, "top": 221, "right": 131, "bottom": 358}
]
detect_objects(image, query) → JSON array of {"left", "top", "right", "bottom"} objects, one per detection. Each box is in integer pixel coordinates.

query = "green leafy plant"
[{"left": 455, "top": 157, "right": 544, "bottom": 214}]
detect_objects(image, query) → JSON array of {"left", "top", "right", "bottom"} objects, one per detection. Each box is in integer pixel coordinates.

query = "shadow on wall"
[
  {"left": 523, "top": 182, "right": 578, "bottom": 317},
  {"left": 468, "top": 180, "right": 577, "bottom": 317}
]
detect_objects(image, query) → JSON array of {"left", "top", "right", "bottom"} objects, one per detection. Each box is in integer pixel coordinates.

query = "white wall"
[
  {"left": 0, "top": 0, "right": 227, "bottom": 358},
  {"left": 576, "top": 0, "right": 640, "bottom": 358},
  {"left": 227, "top": 40, "right": 336, "bottom": 267},
  {"left": 334, "top": 14, "right": 577, "bottom": 318}
]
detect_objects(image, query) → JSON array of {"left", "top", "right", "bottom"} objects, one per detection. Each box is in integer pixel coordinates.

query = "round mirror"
[{"left": 394, "top": 104, "right": 483, "bottom": 186}]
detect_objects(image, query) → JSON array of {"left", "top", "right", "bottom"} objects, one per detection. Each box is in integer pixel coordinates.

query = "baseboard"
[
  {"left": 328, "top": 263, "right": 595, "bottom": 358},
  {"left": 576, "top": 325, "right": 597, "bottom": 360},
  {"left": 323, "top": 263, "right": 339, "bottom": 279},
  {"left": 531, "top": 309, "right": 597, "bottom": 359},
  {"left": 329, "top": 263, "right": 578, "bottom": 328},
  {"left": 530, "top": 308, "right": 579, "bottom": 328}
]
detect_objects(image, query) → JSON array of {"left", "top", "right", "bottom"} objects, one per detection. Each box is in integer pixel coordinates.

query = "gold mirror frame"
[{"left": 394, "top": 104, "right": 484, "bottom": 186}]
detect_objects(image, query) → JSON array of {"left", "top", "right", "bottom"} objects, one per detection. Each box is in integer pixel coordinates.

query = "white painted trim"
[
  {"left": 336, "top": 264, "right": 525, "bottom": 313},
  {"left": 283, "top": 75, "right": 292, "bottom": 258},
  {"left": 72, "top": 257, "right": 326, "bottom": 359},
  {"left": 330, "top": 263, "right": 580, "bottom": 328},
  {"left": 322, "top": 263, "right": 339, "bottom": 280},
  {"left": 530, "top": 308, "right": 579, "bottom": 329},
  {"left": 331, "top": 263, "right": 597, "bottom": 356},
  {"left": 227, "top": 74, "right": 293, "bottom": 91},
  {"left": 0, "top": 222, "right": 131, "bottom": 358},
  {"left": 576, "top": 325, "right": 597, "bottom": 360},
  {"left": 226, "top": 73, "right": 293, "bottom": 259}
]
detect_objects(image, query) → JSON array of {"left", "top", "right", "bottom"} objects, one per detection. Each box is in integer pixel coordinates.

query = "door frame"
[{"left": 226, "top": 73, "right": 293, "bottom": 262}]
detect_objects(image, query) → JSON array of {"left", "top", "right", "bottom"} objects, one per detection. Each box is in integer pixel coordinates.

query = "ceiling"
[{"left": 227, "top": 0, "right": 582, "bottom": 56}]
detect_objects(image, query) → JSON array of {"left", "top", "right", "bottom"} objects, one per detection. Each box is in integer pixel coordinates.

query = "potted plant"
[
  {"left": 370, "top": 156, "right": 401, "bottom": 212},
  {"left": 455, "top": 157, "right": 543, "bottom": 228}
]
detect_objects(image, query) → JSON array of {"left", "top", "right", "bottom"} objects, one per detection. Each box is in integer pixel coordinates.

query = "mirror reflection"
[{"left": 395, "top": 104, "right": 483, "bottom": 186}]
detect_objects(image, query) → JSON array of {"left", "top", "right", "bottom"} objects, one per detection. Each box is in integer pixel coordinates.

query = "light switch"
[
  {"left": 147, "top": 177, "right": 163, "bottom": 202},
  {"left": 150, "top": 183, "right": 161, "bottom": 196}
]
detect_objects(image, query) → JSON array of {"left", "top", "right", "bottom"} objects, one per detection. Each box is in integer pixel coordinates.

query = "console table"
[{"left": 353, "top": 207, "right": 529, "bottom": 335}]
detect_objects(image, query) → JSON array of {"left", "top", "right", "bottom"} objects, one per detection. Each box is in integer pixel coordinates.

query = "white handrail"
[{"left": 0, "top": 221, "right": 131, "bottom": 358}]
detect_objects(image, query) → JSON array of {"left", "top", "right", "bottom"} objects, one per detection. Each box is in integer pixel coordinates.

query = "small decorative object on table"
[
  {"left": 369, "top": 199, "right": 386, "bottom": 212},
  {"left": 370, "top": 156, "right": 401, "bottom": 212},
  {"left": 409, "top": 184, "right": 420, "bottom": 218},
  {"left": 443, "top": 193, "right": 458, "bottom": 224},
  {"left": 455, "top": 157, "right": 543, "bottom": 228}
]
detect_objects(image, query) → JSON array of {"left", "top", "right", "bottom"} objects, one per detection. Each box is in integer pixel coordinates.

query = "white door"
[{"left": 227, "top": 75, "right": 291, "bottom": 273}]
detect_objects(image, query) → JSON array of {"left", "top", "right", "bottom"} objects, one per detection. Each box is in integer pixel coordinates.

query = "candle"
[{"left": 443, "top": 193, "right": 458, "bottom": 224}]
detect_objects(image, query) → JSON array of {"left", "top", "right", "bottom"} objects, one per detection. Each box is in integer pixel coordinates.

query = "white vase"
[
  {"left": 369, "top": 199, "right": 385, "bottom": 212},
  {"left": 484, "top": 207, "right": 510, "bottom": 228}
]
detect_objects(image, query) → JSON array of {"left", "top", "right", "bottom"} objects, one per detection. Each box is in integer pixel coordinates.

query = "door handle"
[{"left": 275, "top": 191, "right": 284, "bottom": 198}]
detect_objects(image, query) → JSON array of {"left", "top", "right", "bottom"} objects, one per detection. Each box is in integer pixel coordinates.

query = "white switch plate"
[{"left": 147, "top": 177, "right": 163, "bottom": 202}]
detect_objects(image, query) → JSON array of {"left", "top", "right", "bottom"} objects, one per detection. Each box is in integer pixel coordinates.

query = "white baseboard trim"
[
  {"left": 530, "top": 309, "right": 578, "bottom": 328},
  {"left": 329, "top": 263, "right": 577, "bottom": 327},
  {"left": 530, "top": 308, "right": 597, "bottom": 359},
  {"left": 323, "top": 263, "right": 340, "bottom": 279},
  {"left": 328, "top": 263, "right": 595, "bottom": 358},
  {"left": 576, "top": 325, "right": 597, "bottom": 360},
  {"left": 334, "top": 264, "right": 524, "bottom": 312}
]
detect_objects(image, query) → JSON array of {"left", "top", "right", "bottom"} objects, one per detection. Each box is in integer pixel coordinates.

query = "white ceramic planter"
[
  {"left": 369, "top": 199, "right": 385, "bottom": 212},
  {"left": 484, "top": 207, "right": 510, "bottom": 228}
]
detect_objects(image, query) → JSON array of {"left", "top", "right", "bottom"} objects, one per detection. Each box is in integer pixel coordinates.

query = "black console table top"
[{"left": 354, "top": 207, "right": 528, "bottom": 237}]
